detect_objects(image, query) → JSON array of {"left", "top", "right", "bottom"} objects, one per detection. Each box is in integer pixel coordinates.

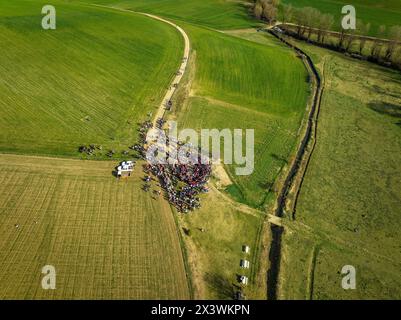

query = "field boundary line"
[
  {"left": 267, "top": 30, "right": 324, "bottom": 220},
  {"left": 263, "top": 29, "right": 325, "bottom": 300},
  {"left": 209, "top": 184, "right": 283, "bottom": 226},
  {"left": 290, "top": 57, "right": 327, "bottom": 219},
  {"left": 306, "top": 244, "right": 319, "bottom": 300},
  {"left": 169, "top": 203, "right": 195, "bottom": 299}
]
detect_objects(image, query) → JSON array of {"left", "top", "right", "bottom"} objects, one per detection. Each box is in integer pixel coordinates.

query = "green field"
[
  {"left": 87, "top": 0, "right": 258, "bottom": 30},
  {"left": 178, "top": 187, "right": 268, "bottom": 299},
  {"left": 282, "top": 0, "right": 401, "bottom": 36},
  {"left": 170, "top": 24, "right": 310, "bottom": 208},
  {"left": 0, "top": 0, "right": 183, "bottom": 158},
  {"left": 3, "top": 0, "right": 399, "bottom": 300},
  {"left": 279, "top": 40, "right": 401, "bottom": 299},
  {"left": 0, "top": 154, "right": 189, "bottom": 299}
]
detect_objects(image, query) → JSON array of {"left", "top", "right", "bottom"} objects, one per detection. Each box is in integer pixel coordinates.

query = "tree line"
[{"left": 251, "top": 1, "right": 401, "bottom": 69}]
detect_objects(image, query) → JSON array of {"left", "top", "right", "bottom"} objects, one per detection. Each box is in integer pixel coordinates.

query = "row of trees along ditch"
[{"left": 251, "top": 0, "right": 401, "bottom": 71}]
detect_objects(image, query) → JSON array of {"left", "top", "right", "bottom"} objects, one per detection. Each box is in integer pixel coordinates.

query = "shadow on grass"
[
  {"left": 368, "top": 101, "right": 401, "bottom": 122},
  {"left": 271, "top": 153, "right": 288, "bottom": 164},
  {"left": 371, "top": 85, "right": 401, "bottom": 100},
  {"left": 204, "top": 272, "right": 234, "bottom": 299}
]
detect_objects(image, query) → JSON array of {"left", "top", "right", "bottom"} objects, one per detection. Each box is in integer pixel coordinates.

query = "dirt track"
[{"left": 138, "top": 13, "right": 191, "bottom": 127}]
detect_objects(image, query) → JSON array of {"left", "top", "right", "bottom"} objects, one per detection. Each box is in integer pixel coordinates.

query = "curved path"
[{"left": 139, "top": 13, "right": 190, "bottom": 128}]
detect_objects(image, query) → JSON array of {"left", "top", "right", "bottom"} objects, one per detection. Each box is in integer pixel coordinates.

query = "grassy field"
[
  {"left": 0, "top": 0, "right": 183, "bottom": 158},
  {"left": 282, "top": 0, "right": 401, "bottom": 36},
  {"left": 178, "top": 187, "right": 269, "bottom": 299},
  {"left": 0, "top": 154, "right": 189, "bottom": 299},
  {"left": 279, "top": 40, "right": 401, "bottom": 299}
]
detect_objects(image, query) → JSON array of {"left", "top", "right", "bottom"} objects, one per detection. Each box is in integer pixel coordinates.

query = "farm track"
[
  {"left": 142, "top": 14, "right": 190, "bottom": 128},
  {"left": 307, "top": 245, "right": 319, "bottom": 300},
  {"left": 266, "top": 30, "right": 324, "bottom": 300}
]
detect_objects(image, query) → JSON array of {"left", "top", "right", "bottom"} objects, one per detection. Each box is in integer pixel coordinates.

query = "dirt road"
[{"left": 138, "top": 13, "right": 190, "bottom": 128}]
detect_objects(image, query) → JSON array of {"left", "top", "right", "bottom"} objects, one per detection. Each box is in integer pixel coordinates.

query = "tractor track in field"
[{"left": 266, "top": 29, "right": 325, "bottom": 300}]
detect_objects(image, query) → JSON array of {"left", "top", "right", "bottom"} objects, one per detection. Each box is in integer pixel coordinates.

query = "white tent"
[
  {"left": 240, "top": 276, "right": 248, "bottom": 285},
  {"left": 240, "top": 260, "right": 250, "bottom": 269},
  {"left": 242, "top": 245, "right": 250, "bottom": 254}
]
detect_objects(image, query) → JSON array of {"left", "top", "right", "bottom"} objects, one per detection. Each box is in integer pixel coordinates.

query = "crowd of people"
[
  {"left": 131, "top": 117, "right": 211, "bottom": 213},
  {"left": 144, "top": 161, "right": 211, "bottom": 213},
  {"left": 134, "top": 120, "right": 153, "bottom": 158}
]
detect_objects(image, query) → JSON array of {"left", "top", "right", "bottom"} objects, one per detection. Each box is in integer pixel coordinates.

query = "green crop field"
[
  {"left": 0, "top": 154, "right": 189, "bottom": 299},
  {"left": 87, "top": 0, "right": 258, "bottom": 30},
  {"left": 0, "top": 0, "right": 183, "bottom": 158},
  {"left": 279, "top": 41, "right": 401, "bottom": 299},
  {"left": 282, "top": 0, "right": 401, "bottom": 36}
]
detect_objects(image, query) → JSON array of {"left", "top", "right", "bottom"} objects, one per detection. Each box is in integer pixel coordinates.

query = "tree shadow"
[
  {"left": 203, "top": 272, "right": 234, "bottom": 300},
  {"left": 368, "top": 101, "right": 401, "bottom": 119},
  {"left": 259, "top": 181, "right": 273, "bottom": 192},
  {"left": 271, "top": 153, "right": 288, "bottom": 164},
  {"left": 371, "top": 85, "right": 401, "bottom": 100}
]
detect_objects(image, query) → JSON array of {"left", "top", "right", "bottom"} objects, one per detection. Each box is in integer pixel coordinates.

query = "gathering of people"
[
  {"left": 107, "top": 116, "right": 210, "bottom": 212},
  {"left": 144, "top": 161, "right": 211, "bottom": 213},
  {"left": 111, "top": 52, "right": 210, "bottom": 213}
]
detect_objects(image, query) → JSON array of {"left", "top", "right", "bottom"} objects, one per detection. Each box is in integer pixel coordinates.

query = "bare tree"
[
  {"left": 262, "top": 1, "right": 278, "bottom": 24},
  {"left": 343, "top": 20, "right": 366, "bottom": 52},
  {"left": 358, "top": 22, "right": 371, "bottom": 54},
  {"left": 308, "top": 8, "right": 321, "bottom": 41},
  {"left": 282, "top": 4, "right": 294, "bottom": 25},
  {"left": 316, "top": 12, "right": 325, "bottom": 43},
  {"left": 338, "top": 28, "right": 347, "bottom": 49},
  {"left": 391, "top": 47, "right": 401, "bottom": 67},
  {"left": 296, "top": 7, "right": 312, "bottom": 37},
  {"left": 270, "top": 0, "right": 280, "bottom": 7},
  {"left": 320, "top": 14, "right": 334, "bottom": 44},
  {"left": 254, "top": 1, "right": 263, "bottom": 20},
  {"left": 371, "top": 25, "right": 386, "bottom": 58},
  {"left": 385, "top": 26, "right": 401, "bottom": 61},
  {"left": 344, "top": 30, "right": 357, "bottom": 52},
  {"left": 294, "top": 8, "right": 303, "bottom": 36}
]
